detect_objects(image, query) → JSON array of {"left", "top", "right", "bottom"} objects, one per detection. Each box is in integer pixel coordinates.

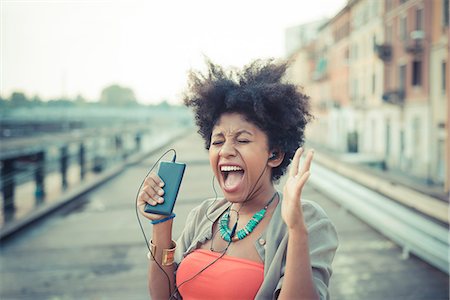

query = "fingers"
[
  {"left": 137, "top": 200, "right": 164, "bottom": 221},
  {"left": 289, "top": 147, "right": 314, "bottom": 178},
  {"left": 296, "top": 171, "right": 311, "bottom": 189},
  {"left": 298, "top": 149, "right": 314, "bottom": 178},
  {"left": 138, "top": 172, "right": 165, "bottom": 206},
  {"left": 289, "top": 147, "right": 304, "bottom": 177}
]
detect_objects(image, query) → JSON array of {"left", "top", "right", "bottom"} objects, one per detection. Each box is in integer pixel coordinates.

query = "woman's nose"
[{"left": 219, "top": 141, "right": 236, "bottom": 158}]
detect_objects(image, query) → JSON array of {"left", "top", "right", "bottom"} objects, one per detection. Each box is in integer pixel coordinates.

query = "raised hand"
[{"left": 282, "top": 147, "right": 314, "bottom": 229}]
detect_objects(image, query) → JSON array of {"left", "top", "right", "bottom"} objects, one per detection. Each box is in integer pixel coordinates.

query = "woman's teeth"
[{"left": 220, "top": 166, "right": 243, "bottom": 172}]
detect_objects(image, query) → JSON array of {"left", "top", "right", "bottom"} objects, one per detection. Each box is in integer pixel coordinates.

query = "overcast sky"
[{"left": 1, "top": 0, "right": 347, "bottom": 104}]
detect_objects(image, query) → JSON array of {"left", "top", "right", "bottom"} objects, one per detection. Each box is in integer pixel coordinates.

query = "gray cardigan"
[{"left": 174, "top": 195, "right": 339, "bottom": 299}]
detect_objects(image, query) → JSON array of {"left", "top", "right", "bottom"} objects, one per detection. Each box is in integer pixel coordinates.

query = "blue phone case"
[{"left": 144, "top": 161, "right": 186, "bottom": 216}]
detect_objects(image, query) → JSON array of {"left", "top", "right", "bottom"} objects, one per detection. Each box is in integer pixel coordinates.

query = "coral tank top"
[{"left": 176, "top": 249, "right": 264, "bottom": 300}]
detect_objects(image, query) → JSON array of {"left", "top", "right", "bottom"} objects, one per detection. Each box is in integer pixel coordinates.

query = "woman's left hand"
[{"left": 282, "top": 147, "right": 314, "bottom": 229}]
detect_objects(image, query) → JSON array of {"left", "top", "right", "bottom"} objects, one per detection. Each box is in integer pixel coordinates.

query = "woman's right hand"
[{"left": 137, "top": 172, "right": 167, "bottom": 221}]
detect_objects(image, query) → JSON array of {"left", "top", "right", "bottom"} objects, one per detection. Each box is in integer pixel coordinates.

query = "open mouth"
[{"left": 220, "top": 165, "right": 245, "bottom": 191}]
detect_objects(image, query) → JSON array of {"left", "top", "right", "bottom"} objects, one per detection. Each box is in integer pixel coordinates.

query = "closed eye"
[{"left": 211, "top": 140, "right": 224, "bottom": 145}]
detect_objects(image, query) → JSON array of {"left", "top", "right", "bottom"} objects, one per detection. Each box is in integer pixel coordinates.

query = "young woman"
[{"left": 138, "top": 59, "right": 338, "bottom": 300}]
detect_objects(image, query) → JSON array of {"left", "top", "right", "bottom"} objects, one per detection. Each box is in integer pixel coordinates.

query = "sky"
[{"left": 1, "top": 0, "right": 347, "bottom": 104}]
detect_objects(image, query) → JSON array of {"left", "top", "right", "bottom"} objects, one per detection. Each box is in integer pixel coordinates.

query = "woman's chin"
[{"left": 223, "top": 188, "right": 253, "bottom": 203}]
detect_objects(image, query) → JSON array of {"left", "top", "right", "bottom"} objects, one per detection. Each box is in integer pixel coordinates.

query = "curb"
[{"left": 313, "top": 152, "right": 449, "bottom": 224}]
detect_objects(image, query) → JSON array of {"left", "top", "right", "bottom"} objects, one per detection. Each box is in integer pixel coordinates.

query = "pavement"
[{"left": 0, "top": 130, "right": 448, "bottom": 300}]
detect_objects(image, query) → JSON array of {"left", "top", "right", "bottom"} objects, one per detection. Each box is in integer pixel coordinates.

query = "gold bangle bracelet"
[{"left": 147, "top": 240, "right": 177, "bottom": 266}]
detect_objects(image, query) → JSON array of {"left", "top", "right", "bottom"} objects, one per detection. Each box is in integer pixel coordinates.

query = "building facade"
[
  {"left": 285, "top": 0, "right": 449, "bottom": 192},
  {"left": 349, "top": 0, "right": 385, "bottom": 157},
  {"left": 383, "top": 0, "right": 434, "bottom": 179},
  {"left": 429, "top": 0, "right": 449, "bottom": 186}
]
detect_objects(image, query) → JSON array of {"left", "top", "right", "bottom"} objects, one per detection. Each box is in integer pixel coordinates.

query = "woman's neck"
[{"left": 232, "top": 184, "right": 277, "bottom": 216}]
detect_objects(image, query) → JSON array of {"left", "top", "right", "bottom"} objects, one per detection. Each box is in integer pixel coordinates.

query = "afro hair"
[{"left": 184, "top": 58, "right": 312, "bottom": 181}]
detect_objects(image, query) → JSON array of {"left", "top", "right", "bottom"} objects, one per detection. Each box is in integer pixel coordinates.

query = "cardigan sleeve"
[
  {"left": 274, "top": 200, "right": 339, "bottom": 300},
  {"left": 308, "top": 218, "right": 339, "bottom": 300}
]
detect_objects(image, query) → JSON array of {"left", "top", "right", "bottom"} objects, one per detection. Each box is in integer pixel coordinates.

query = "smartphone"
[{"left": 144, "top": 161, "right": 186, "bottom": 216}]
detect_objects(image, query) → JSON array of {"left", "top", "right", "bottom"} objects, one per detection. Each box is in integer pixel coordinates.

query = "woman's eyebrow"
[
  {"left": 212, "top": 132, "right": 224, "bottom": 138},
  {"left": 212, "top": 129, "right": 253, "bottom": 138},
  {"left": 236, "top": 129, "right": 253, "bottom": 136}
]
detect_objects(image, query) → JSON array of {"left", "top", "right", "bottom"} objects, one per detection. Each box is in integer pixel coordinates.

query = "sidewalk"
[
  {"left": 307, "top": 144, "right": 449, "bottom": 225},
  {"left": 308, "top": 143, "right": 448, "bottom": 202}
]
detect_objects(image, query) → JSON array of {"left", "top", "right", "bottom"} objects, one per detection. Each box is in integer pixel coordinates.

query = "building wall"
[
  {"left": 284, "top": 0, "right": 449, "bottom": 190},
  {"left": 383, "top": 0, "right": 433, "bottom": 178},
  {"left": 429, "top": 0, "right": 449, "bottom": 185},
  {"left": 349, "top": 0, "right": 386, "bottom": 155}
]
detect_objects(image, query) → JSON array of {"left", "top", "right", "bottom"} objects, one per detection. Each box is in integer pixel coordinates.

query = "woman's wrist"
[
  {"left": 151, "top": 213, "right": 176, "bottom": 225},
  {"left": 152, "top": 217, "right": 174, "bottom": 244},
  {"left": 287, "top": 219, "right": 308, "bottom": 235}
]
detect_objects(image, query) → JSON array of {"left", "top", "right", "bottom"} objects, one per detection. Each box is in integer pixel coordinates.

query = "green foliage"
[
  {"left": 100, "top": 84, "right": 137, "bottom": 106},
  {"left": 10, "top": 92, "right": 28, "bottom": 107},
  {"left": 1, "top": 84, "right": 177, "bottom": 109}
]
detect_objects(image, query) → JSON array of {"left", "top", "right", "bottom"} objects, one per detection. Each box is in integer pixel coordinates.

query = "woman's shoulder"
[
  {"left": 301, "top": 199, "right": 329, "bottom": 218},
  {"left": 300, "top": 199, "right": 333, "bottom": 225}
]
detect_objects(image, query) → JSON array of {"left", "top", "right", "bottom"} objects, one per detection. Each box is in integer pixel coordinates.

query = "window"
[
  {"left": 412, "top": 61, "right": 422, "bottom": 86},
  {"left": 400, "top": 130, "right": 405, "bottom": 155},
  {"left": 399, "top": 64, "right": 407, "bottom": 92},
  {"left": 416, "top": 8, "right": 423, "bottom": 31},
  {"left": 386, "top": 66, "right": 391, "bottom": 90},
  {"left": 443, "top": 61, "right": 447, "bottom": 94},
  {"left": 385, "top": 120, "right": 391, "bottom": 156},
  {"left": 400, "top": 16, "right": 407, "bottom": 40},
  {"left": 372, "top": 73, "right": 376, "bottom": 94},
  {"left": 413, "top": 117, "right": 421, "bottom": 160},
  {"left": 444, "top": 0, "right": 449, "bottom": 27}
]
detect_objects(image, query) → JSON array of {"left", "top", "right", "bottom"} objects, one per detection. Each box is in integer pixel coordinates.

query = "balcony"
[
  {"left": 404, "top": 31, "right": 425, "bottom": 55},
  {"left": 382, "top": 89, "right": 405, "bottom": 105},
  {"left": 374, "top": 43, "right": 392, "bottom": 62}
]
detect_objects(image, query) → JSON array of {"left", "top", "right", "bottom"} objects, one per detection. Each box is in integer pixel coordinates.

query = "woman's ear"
[{"left": 267, "top": 150, "right": 285, "bottom": 167}]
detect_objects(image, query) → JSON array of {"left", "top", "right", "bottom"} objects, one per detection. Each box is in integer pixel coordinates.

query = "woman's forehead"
[{"left": 212, "top": 113, "right": 258, "bottom": 134}]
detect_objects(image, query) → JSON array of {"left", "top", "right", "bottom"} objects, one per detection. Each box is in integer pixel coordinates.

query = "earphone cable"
[
  {"left": 142, "top": 151, "right": 274, "bottom": 299},
  {"left": 169, "top": 238, "right": 233, "bottom": 299},
  {"left": 135, "top": 148, "right": 177, "bottom": 297}
]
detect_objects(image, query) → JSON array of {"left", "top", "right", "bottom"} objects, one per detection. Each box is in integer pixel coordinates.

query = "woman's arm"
[
  {"left": 279, "top": 217, "right": 319, "bottom": 300},
  {"left": 278, "top": 148, "right": 319, "bottom": 300},
  {"left": 138, "top": 172, "right": 176, "bottom": 299},
  {"left": 148, "top": 220, "right": 176, "bottom": 299}
]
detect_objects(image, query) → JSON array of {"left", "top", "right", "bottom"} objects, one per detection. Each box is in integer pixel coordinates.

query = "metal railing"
[{"left": 310, "top": 162, "right": 449, "bottom": 274}]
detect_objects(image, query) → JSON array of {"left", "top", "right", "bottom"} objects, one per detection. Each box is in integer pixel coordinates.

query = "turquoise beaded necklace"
[{"left": 219, "top": 192, "right": 278, "bottom": 242}]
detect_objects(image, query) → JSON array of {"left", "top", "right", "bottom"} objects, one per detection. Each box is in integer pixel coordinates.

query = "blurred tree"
[
  {"left": 10, "top": 92, "right": 28, "bottom": 107},
  {"left": 75, "top": 94, "right": 87, "bottom": 105},
  {"left": 157, "top": 100, "right": 171, "bottom": 109},
  {"left": 0, "top": 95, "right": 7, "bottom": 109},
  {"left": 31, "top": 95, "right": 43, "bottom": 106},
  {"left": 47, "top": 98, "right": 75, "bottom": 107},
  {"left": 100, "top": 84, "right": 137, "bottom": 106}
]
